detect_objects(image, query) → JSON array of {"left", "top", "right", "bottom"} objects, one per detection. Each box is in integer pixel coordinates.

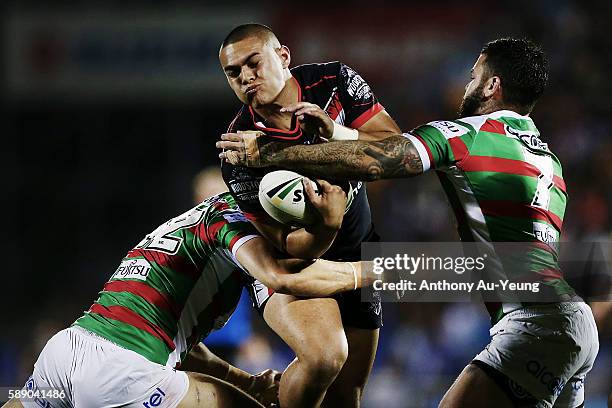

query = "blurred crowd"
[{"left": 4, "top": 1, "right": 611, "bottom": 406}]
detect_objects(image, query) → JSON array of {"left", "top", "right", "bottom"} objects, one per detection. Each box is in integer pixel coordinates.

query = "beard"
[{"left": 458, "top": 83, "right": 485, "bottom": 117}]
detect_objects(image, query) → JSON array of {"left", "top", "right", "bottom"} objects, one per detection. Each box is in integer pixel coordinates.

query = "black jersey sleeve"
[{"left": 336, "top": 63, "right": 385, "bottom": 129}]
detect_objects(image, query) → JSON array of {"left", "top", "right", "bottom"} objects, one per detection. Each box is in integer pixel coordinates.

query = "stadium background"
[{"left": 3, "top": 1, "right": 611, "bottom": 406}]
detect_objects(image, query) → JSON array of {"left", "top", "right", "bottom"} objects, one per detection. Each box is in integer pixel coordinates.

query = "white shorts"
[
  {"left": 474, "top": 302, "right": 599, "bottom": 408},
  {"left": 21, "top": 326, "right": 189, "bottom": 408}
]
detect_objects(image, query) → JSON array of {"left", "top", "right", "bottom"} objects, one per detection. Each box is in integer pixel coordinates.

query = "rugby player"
[
  {"left": 217, "top": 38, "right": 600, "bottom": 407},
  {"left": 5, "top": 182, "right": 376, "bottom": 408},
  {"left": 218, "top": 23, "right": 401, "bottom": 408}
]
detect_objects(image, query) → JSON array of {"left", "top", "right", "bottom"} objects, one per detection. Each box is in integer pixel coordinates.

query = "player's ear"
[
  {"left": 483, "top": 75, "right": 501, "bottom": 99},
  {"left": 278, "top": 45, "right": 291, "bottom": 69}
]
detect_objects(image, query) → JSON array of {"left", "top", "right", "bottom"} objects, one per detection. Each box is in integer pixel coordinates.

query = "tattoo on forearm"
[{"left": 260, "top": 135, "right": 423, "bottom": 180}]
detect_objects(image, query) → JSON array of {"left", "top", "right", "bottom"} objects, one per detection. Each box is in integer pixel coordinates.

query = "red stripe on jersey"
[
  {"left": 459, "top": 156, "right": 567, "bottom": 193},
  {"left": 228, "top": 234, "right": 245, "bottom": 253},
  {"left": 536, "top": 268, "right": 563, "bottom": 281},
  {"left": 126, "top": 249, "right": 200, "bottom": 281},
  {"left": 207, "top": 220, "right": 227, "bottom": 243},
  {"left": 103, "top": 280, "right": 182, "bottom": 320},
  {"left": 304, "top": 75, "right": 337, "bottom": 90},
  {"left": 479, "top": 200, "right": 563, "bottom": 231},
  {"left": 413, "top": 134, "right": 435, "bottom": 168},
  {"left": 480, "top": 119, "right": 506, "bottom": 135},
  {"left": 326, "top": 93, "right": 343, "bottom": 122},
  {"left": 89, "top": 303, "right": 176, "bottom": 350},
  {"left": 448, "top": 136, "right": 469, "bottom": 162},
  {"left": 460, "top": 156, "right": 539, "bottom": 176},
  {"left": 553, "top": 176, "right": 566, "bottom": 193},
  {"left": 188, "top": 223, "right": 212, "bottom": 246},
  {"left": 349, "top": 103, "right": 384, "bottom": 129}
]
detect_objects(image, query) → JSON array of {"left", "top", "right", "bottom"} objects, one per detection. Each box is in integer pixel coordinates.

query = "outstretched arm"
[
  {"left": 217, "top": 134, "right": 424, "bottom": 181},
  {"left": 235, "top": 237, "right": 374, "bottom": 297}
]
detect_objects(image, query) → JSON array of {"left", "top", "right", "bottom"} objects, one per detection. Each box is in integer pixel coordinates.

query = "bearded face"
[{"left": 458, "top": 82, "right": 486, "bottom": 117}]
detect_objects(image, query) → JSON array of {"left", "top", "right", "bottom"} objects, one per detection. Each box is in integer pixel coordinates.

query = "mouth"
[{"left": 244, "top": 84, "right": 261, "bottom": 97}]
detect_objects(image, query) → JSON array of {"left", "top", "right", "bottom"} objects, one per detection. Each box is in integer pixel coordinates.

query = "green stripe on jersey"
[
  {"left": 96, "top": 291, "right": 177, "bottom": 337},
  {"left": 73, "top": 313, "right": 172, "bottom": 365}
]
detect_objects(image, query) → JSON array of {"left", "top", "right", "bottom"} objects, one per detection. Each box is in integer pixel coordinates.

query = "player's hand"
[
  {"left": 248, "top": 369, "right": 281, "bottom": 407},
  {"left": 303, "top": 178, "right": 347, "bottom": 230},
  {"left": 217, "top": 130, "right": 268, "bottom": 167},
  {"left": 281, "top": 102, "right": 334, "bottom": 141}
]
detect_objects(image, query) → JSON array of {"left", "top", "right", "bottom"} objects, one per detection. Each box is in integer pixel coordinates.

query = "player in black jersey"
[{"left": 218, "top": 24, "right": 401, "bottom": 408}]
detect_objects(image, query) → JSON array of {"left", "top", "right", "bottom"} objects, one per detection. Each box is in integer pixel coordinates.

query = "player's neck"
[
  {"left": 477, "top": 102, "right": 527, "bottom": 116},
  {"left": 253, "top": 77, "right": 298, "bottom": 130}
]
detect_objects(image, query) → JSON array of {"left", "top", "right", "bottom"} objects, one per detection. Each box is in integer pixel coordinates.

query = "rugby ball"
[{"left": 259, "top": 170, "right": 320, "bottom": 226}]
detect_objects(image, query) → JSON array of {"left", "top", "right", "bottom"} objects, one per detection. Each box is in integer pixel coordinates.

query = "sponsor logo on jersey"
[
  {"left": 223, "top": 212, "right": 248, "bottom": 224},
  {"left": 533, "top": 223, "right": 559, "bottom": 253},
  {"left": 142, "top": 388, "right": 165, "bottom": 407},
  {"left": 113, "top": 258, "right": 151, "bottom": 281},
  {"left": 571, "top": 376, "right": 585, "bottom": 391},
  {"left": 231, "top": 181, "right": 260, "bottom": 193},
  {"left": 25, "top": 376, "right": 52, "bottom": 408},
  {"left": 427, "top": 121, "right": 470, "bottom": 139},
  {"left": 507, "top": 378, "right": 529, "bottom": 399},
  {"left": 344, "top": 66, "right": 373, "bottom": 100},
  {"left": 505, "top": 125, "right": 550, "bottom": 152},
  {"left": 525, "top": 360, "right": 565, "bottom": 396}
]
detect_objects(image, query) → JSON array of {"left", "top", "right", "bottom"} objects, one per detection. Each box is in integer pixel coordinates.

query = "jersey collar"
[{"left": 247, "top": 77, "right": 304, "bottom": 140}]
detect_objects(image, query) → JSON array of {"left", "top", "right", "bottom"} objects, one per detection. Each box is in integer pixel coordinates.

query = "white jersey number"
[
  {"left": 522, "top": 147, "right": 554, "bottom": 210},
  {"left": 136, "top": 205, "right": 206, "bottom": 255}
]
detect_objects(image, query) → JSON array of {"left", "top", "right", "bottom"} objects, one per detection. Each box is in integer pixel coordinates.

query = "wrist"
[
  {"left": 331, "top": 122, "right": 359, "bottom": 141},
  {"left": 226, "top": 365, "right": 254, "bottom": 390}
]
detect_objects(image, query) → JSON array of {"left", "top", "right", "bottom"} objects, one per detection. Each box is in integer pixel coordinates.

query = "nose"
[{"left": 240, "top": 66, "right": 255, "bottom": 84}]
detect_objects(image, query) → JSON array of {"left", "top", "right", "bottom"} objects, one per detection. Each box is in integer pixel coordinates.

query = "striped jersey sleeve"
[
  {"left": 408, "top": 120, "right": 478, "bottom": 171},
  {"left": 205, "top": 202, "right": 260, "bottom": 265}
]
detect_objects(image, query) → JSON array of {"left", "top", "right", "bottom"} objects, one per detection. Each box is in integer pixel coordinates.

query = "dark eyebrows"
[{"left": 223, "top": 52, "right": 260, "bottom": 72}]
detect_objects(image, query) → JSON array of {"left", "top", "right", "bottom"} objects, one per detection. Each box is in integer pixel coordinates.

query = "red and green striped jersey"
[
  {"left": 406, "top": 110, "right": 575, "bottom": 319},
  {"left": 73, "top": 192, "right": 259, "bottom": 367}
]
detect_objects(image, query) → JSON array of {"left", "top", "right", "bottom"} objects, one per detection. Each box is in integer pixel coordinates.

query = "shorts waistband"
[
  {"left": 507, "top": 301, "right": 585, "bottom": 319},
  {"left": 69, "top": 325, "right": 123, "bottom": 348}
]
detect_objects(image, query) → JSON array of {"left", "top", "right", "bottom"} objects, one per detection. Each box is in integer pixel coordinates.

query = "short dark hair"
[
  {"left": 220, "top": 23, "right": 278, "bottom": 50},
  {"left": 481, "top": 38, "right": 548, "bottom": 113}
]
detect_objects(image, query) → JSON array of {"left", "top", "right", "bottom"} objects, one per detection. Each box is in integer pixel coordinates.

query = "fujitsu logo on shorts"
[
  {"left": 142, "top": 387, "right": 165, "bottom": 407},
  {"left": 526, "top": 360, "right": 566, "bottom": 396}
]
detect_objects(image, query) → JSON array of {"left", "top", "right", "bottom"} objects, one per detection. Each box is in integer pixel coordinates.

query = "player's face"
[
  {"left": 220, "top": 36, "right": 289, "bottom": 108},
  {"left": 459, "top": 54, "right": 488, "bottom": 117}
]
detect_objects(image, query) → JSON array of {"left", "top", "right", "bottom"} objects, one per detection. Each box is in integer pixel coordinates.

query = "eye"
[
  {"left": 247, "top": 60, "right": 260, "bottom": 69},
  {"left": 226, "top": 69, "right": 239, "bottom": 79}
]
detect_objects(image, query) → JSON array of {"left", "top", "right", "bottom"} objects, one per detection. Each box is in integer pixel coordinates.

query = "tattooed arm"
[{"left": 217, "top": 134, "right": 424, "bottom": 181}]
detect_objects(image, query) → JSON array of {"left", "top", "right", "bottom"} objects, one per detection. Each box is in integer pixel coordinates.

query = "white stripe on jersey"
[
  {"left": 403, "top": 133, "right": 431, "bottom": 172},
  {"left": 230, "top": 234, "right": 260, "bottom": 271}
]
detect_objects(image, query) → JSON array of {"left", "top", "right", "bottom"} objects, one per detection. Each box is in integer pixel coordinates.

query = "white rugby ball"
[{"left": 259, "top": 170, "right": 319, "bottom": 226}]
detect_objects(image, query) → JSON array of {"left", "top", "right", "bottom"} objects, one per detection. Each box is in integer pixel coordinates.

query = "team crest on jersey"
[
  {"left": 223, "top": 212, "right": 248, "bottom": 223},
  {"left": 427, "top": 121, "right": 470, "bottom": 139}
]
